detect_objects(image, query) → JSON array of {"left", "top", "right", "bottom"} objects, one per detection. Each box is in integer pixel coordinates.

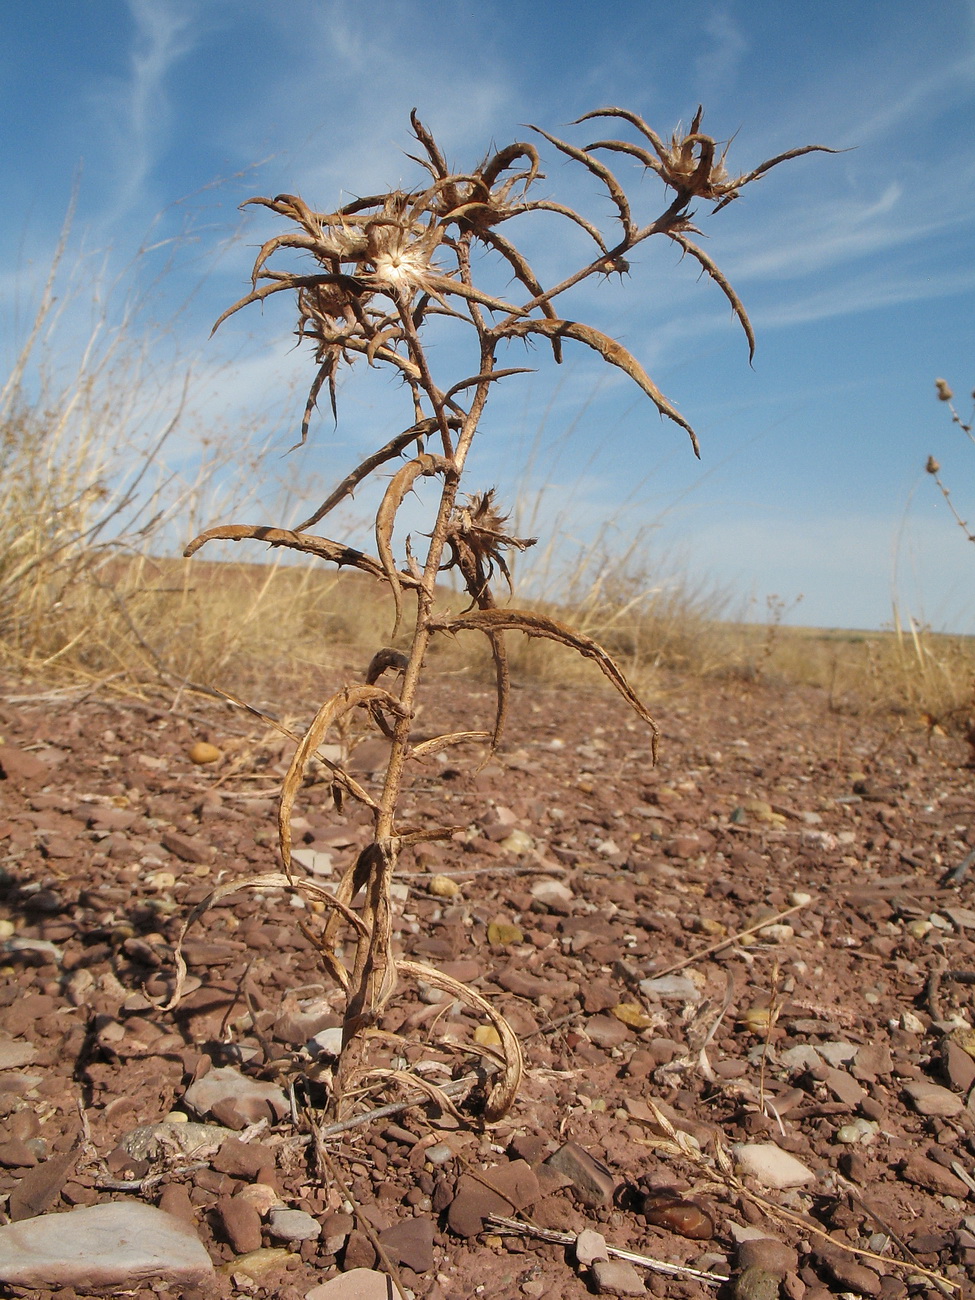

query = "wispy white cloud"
[
  {"left": 91, "top": 0, "right": 198, "bottom": 230},
  {"left": 695, "top": 7, "right": 749, "bottom": 94}
]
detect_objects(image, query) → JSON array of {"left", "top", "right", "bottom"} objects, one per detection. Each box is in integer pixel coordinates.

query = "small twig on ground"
[
  {"left": 650, "top": 900, "right": 811, "bottom": 980},
  {"left": 291, "top": 1070, "right": 489, "bottom": 1144},
  {"left": 484, "top": 1214, "right": 726, "bottom": 1285},
  {"left": 306, "top": 1109, "right": 408, "bottom": 1300},
  {"left": 94, "top": 1161, "right": 208, "bottom": 1193}
]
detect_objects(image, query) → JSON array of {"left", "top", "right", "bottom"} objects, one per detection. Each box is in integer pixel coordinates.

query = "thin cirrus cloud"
[{"left": 85, "top": 0, "right": 199, "bottom": 234}]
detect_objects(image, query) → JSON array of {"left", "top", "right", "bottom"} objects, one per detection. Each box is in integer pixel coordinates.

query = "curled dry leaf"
[
  {"left": 156, "top": 872, "right": 368, "bottom": 1010},
  {"left": 431, "top": 605, "right": 659, "bottom": 757},
  {"left": 397, "top": 959, "right": 523, "bottom": 1121}
]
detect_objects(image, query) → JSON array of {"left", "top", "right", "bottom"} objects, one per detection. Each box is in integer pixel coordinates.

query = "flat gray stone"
[
  {"left": 591, "top": 1257, "right": 646, "bottom": 1295},
  {"left": 817, "top": 1041, "right": 858, "bottom": 1067},
  {"left": 733, "top": 1143, "right": 816, "bottom": 1189},
  {"left": 639, "top": 975, "right": 701, "bottom": 1003},
  {"left": 903, "top": 1080, "right": 965, "bottom": 1117},
  {"left": 0, "top": 1041, "right": 37, "bottom": 1071},
  {"left": 182, "top": 1065, "right": 289, "bottom": 1129},
  {"left": 267, "top": 1207, "right": 321, "bottom": 1242},
  {"left": 0, "top": 1202, "right": 213, "bottom": 1288}
]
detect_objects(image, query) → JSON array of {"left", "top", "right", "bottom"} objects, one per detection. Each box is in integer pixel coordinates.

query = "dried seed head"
[
  {"left": 443, "top": 490, "right": 536, "bottom": 604},
  {"left": 935, "top": 378, "right": 954, "bottom": 402}
]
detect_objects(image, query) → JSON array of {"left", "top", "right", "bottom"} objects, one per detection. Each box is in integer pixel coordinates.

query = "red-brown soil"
[{"left": 1, "top": 664, "right": 974, "bottom": 1299}]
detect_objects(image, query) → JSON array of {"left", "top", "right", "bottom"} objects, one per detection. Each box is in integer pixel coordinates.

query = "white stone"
[
  {"left": 309, "top": 1027, "right": 344, "bottom": 1058},
  {"left": 733, "top": 1142, "right": 816, "bottom": 1189},
  {"left": 182, "top": 1065, "right": 289, "bottom": 1126},
  {"left": 817, "top": 1041, "right": 858, "bottom": 1067},
  {"left": 530, "top": 879, "right": 574, "bottom": 908},
  {"left": 575, "top": 1228, "right": 610, "bottom": 1266},
  {"left": 591, "top": 1257, "right": 646, "bottom": 1295},
  {"left": 0, "top": 1202, "right": 213, "bottom": 1289},
  {"left": 639, "top": 974, "right": 702, "bottom": 1003},
  {"left": 290, "top": 848, "right": 334, "bottom": 877}
]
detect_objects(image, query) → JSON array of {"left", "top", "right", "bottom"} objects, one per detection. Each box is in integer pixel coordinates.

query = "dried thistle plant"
[
  {"left": 927, "top": 377, "right": 975, "bottom": 544},
  {"left": 179, "top": 107, "right": 833, "bottom": 1123}
]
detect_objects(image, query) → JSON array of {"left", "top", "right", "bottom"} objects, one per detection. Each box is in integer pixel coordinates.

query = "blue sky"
[{"left": 3, "top": 1, "right": 975, "bottom": 631}]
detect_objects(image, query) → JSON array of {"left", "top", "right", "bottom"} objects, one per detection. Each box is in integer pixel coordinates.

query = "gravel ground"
[{"left": 1, "top": 664, "right": 974, "bottom": 1300}]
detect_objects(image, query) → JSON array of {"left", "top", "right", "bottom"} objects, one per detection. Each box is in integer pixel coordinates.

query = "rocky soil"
[{"left": 1, "top": 662, "right": 974, "bottom": 1300}]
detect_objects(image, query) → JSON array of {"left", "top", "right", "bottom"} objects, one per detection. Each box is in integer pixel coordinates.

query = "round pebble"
[{"left": 267, "top": 1208, "right": 321, "bottom": 1242}]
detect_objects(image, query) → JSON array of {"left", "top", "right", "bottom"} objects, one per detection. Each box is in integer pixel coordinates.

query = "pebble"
[
  {"left": 639, "top": 974, "right": 702, "bottom": 1002},
  {"left": 487, "top": 922, "right": 524, "bottom": 945},
  {"left": 306, "top": 1270, "right": 395, "bottom": 1299},
  {"left": 817, "top": 1041, "right": 858, "bottom": 1066},
  {"left": 591, "top": 1257, "right": 646, "bottom": 1295},
  {"left": 309, "top": 1027, "right": 344, "bottom": 1058},
  {"left": 585, "top": 1015, "right": 632, "bottom": 1049},
  {"left": 0, "top": 1202, "right": 213, "bottom": 1288},
  {"left": 942, "top": 1039, "right": 975, "bottom": 1093},
  {"left": 576, "top": 1228, "right": 610, "bottom": 1266},
  {"left": 903, "top": 1080, "right": 965, "bottom": 1117},
  {"left": 641, "top": 1192, "right": 714, "bottom": 1240},
  {"left": 267, "top": 1208, "right": 321, "bottom": 1242},
  {"left": 814, "top": 1249, "right": 882, "bottom": 1296},
  {"left": 530, "top": 878, "right": 574, "bottom": 911},
  {"left": 424, "top": 1143, "right": 455, "bottom": 1166},
  {"left": 499, "top": 829, "right": 533, "bottom": 854},
  {"left": 289, "top": 848, "right": 334, "bottom": 877},
  {"left": 545, "top": 1141, "right": 617, "bottom": 1205},
  {"left": 377, "top": 1215, "right": 435, "bottom": 1272},
  {"left": 188, "top": 742, "right": 221, "bottom": 764},
  {"left": 733, "top": 1143, "right": 816, "bottom": 1189},
  {"left": 236, "top": 1184, "right": 284, "bottom": 1215},
  {"left": 0, "top": 1041, "right": 38, "bottom": 1071},
  {"left": 836, "top": 1119, "right": 879, "bottom": 1145},
  {"left": 737, "top": 1237, "right": 799, "bottom": 1275},
  {"left": 900, "top": 1154, "right": 970, "bottom": 1198},
  {"left": 216, "top": 1196, "right": 263, "bottom": 1254},
  {"left": 182, "top": 1065, "right": 289, "bottom": 1129},
  {"left": 212, "top": 1136, "right": 275, "bottom": 1181},
  {"left": 734, "top": 1266, "right": 781, "bottom": 1300},
  {"left": 428, "top": 874, "right": 460, "bottom": 897}
]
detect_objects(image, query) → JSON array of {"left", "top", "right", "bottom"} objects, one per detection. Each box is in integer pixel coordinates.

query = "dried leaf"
[
  {"left": 500, "top": 318, "right": 698, "bottom": 455},
  {"left": 279, "top": 686, "right": 406, "bottom": 875},
  {"left": 397, "top": 959, "right": 523, "bottom": 1120},
  {"left": 431, "top": 606, "right": 658, "bottom": 758},
  {"left": 376, "top": 453, "right": 451, "bottom": 637}
]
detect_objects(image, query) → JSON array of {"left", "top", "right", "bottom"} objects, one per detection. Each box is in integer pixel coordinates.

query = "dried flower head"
[{"left": 443, "top": 489, "right": 536, "bottom": 607}]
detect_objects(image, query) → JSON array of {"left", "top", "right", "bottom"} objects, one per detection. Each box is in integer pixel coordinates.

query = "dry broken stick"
[
  {"left": 181, "top": 107, "right": 833, "bottom": 1123},
  {"left": 485, "top": 1214, "right": 726, "bottom": 1286}
]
